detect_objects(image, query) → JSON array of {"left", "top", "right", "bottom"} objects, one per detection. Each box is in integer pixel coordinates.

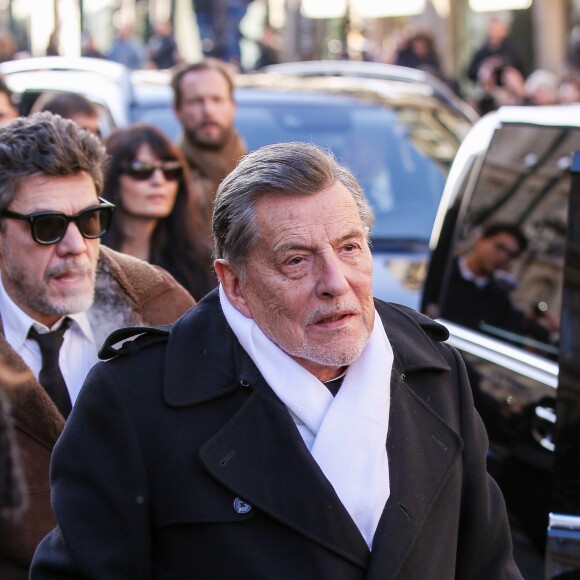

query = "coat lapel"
[
  {"left": 367, "top": 371, "right": 462, "bottom": 578},
  {"left": 199, "top": 383, "right": 370, "bottom": 568},
  {"left": 364, "top": 302, "right": 460, "bottom": 576}
]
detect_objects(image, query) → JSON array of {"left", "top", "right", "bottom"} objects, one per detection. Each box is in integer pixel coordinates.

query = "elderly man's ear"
[{"left": 214, "top": 259, "right": 252, "bottom": 318}]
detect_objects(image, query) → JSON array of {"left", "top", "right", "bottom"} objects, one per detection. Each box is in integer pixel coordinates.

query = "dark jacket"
[
  {"left": 31, "top": 290, "right": 522, "bottom": 579},
  {"left": 467, "top": 38, "right": 527, "bottom": 82},
  {"left": 440, "top": 257, "right": 549, "bottom": 343},
  {"left": 0, "top": 246, "right": 195, "bottom": 579}
]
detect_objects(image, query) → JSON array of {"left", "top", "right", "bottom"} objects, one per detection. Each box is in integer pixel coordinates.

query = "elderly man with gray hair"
[{"left": 32, "top": 142, "right": 521, "bottom": 579}]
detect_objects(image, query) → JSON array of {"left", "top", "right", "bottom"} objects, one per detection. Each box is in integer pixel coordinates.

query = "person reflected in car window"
[{"left": 439, "top": 222, "right": 558, "bottom": 346}]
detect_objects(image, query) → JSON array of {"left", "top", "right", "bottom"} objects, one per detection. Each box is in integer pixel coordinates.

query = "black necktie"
[{"left": 28, "top": 319, "right": 72, "bottom": 419}]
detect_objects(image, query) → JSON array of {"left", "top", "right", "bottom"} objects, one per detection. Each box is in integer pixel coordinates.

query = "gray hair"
[
  {"left": 0, "top": 111, "right": 107, "bottom": 212},
  {"left": 212, "top": 142, "right": 372, "bottom": 275}
]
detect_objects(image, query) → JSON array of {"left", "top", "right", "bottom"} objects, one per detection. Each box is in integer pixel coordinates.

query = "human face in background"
[
  {"left": 70, "top": 113, "right": 101, "bottom": 138},
  {"left": 469, "top": 232, "right": 522, "bottom": 278},
  {"left": 216, "top": 183, "right": 375, "bottom": 382},
  {"left": 174, "top": 69, "right": 236, "bottom": 149},
  {"left": 0, "top": 173, "right": 100, "bottom": 327},
  {"left": 119, "top": 144, "right": 180, "bottom": 220}
]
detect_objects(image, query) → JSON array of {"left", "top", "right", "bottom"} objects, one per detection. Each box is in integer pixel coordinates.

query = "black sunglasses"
[
  {"left": 120, "top": 160, "right": 183, "bottom": 181},
  {"left": 0, "top": 197, "right": 116, "bottom": 245}
]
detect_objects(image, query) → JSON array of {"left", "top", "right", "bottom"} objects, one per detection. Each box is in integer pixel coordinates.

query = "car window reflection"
[{"left": 434, "top": 124, "right": 580, "bottom": 361}]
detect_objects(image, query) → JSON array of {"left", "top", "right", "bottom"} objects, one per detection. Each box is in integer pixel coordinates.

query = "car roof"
[
  {"left": 264, "top": 60, "right": 435, "bottom": 81},
  {"left": 262, "top": 60, "right": 479, "bottom": 122},
  {"left": 492, "top": 104, "right": 580, "bottom": 127},
  {"left": 234, "top": 73, "right": 474, "bottom": 145},
  {"left": 129, "top": 68, "right": 473, "bottom": 132},
  {"left": 0, "top": 57, "right": 135, "bottom": 126},
  {"left": 0, "top": 57, "right": 475, "bottom": 139},
  {"left": 131, "top": 67, "right": 474, "bottom": 122}
]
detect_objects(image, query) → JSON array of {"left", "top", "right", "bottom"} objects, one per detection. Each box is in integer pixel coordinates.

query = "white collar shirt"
[
  {"left": 0, "top": 272, "right": 99, "bottom": 405},
  {"left": 458, "top": 256, "right": 489, "bottom": 289}
]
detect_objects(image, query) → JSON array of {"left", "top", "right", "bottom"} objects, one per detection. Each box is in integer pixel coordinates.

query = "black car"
[{"left": 421, "top": 105, "right": 580, "bottom": 573}]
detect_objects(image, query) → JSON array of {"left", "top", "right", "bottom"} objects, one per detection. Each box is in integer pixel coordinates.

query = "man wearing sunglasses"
[
  {"left": 0, "top": 112, "right": 194, "bottom": 578},
  {"left": 172, "top": 58, "right": 246, "bottom": 225}
]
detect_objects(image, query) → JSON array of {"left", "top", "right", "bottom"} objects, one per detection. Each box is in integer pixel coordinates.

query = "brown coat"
[{"left": 0, "top": 246, "right": 195, "bottom": 579}]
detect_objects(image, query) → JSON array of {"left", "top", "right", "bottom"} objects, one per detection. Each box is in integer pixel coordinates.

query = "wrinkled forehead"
[{"left": 253, "top": 185, "right": 366, "bottom": 244}]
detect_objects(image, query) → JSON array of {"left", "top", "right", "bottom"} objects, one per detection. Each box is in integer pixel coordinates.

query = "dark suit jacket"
[
  {"left": 440, "top": 257, "right": 549, "bottom": 343},
  {"left": 31, "top": 290, "right": 522, "bottom": 579}
]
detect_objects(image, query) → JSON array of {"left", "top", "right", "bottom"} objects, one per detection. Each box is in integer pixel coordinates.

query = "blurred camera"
[{"left": 493, "top": 65, "right": 505, "bottom": 87}]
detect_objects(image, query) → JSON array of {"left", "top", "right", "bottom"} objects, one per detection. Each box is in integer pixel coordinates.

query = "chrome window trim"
[
  {"left": 438, "top": 319, "right": 558, "bottom": 389},
  {"left": 549, "top": 513, "right": 580, "bottom": 530}
]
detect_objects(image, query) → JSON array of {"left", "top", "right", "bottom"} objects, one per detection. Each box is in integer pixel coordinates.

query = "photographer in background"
[
  {"left": 467, "top": 16, "right": 527, "bottom": 115},
  {"left": 467, "top": 16, "right": 526, "bottom": 84},
  {"left": 471, "top": 56, "right": 526, "bottom": 115}
]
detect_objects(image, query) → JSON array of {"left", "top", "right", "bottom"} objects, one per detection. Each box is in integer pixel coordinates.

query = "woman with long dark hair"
[{"left": 102, "top": 124, "right": 215, "bottom": 300}]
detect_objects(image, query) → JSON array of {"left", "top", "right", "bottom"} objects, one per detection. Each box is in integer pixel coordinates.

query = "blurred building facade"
[{"left": 0, "top": 0, "right": 576, "bottom": 82}]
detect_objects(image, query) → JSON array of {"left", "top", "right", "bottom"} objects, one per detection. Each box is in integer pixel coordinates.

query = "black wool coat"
[{"left": 31, "top": 290, "right": 522, "bottom": 579}]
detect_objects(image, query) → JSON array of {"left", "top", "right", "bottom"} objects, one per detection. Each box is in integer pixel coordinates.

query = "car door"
[
  {"left": 545, "top": 150, "right": 580, "bottom": 577},
  {"left": 422, "top": 112, "right": 580, "bottom": 551}
]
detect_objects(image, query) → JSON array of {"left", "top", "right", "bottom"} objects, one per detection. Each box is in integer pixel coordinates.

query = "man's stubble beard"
[
  {"left": 289, "top": 326, "right": 372, "bottom": 369},
  {"left": 185, "top": 124, "right": 230, "bottom": 151},
  {"left": 3, "top": 254, "right": 97, "bottom": 319}
]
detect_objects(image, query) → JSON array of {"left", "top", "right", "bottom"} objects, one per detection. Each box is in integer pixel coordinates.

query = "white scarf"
[{"left": 219, "top": 285, "right": 392, "bottom": 548}]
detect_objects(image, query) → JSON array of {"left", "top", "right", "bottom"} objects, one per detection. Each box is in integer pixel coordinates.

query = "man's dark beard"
[{"left": 185, "top": 126, "right": 229, "bottom": 151}]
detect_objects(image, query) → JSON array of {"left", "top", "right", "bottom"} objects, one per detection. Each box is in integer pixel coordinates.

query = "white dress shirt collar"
[{"left": 458, "top": 256, "right": 489, "bottom": 289}]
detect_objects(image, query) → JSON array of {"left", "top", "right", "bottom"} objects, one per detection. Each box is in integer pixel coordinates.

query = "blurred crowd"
[
  {"left": 0, "top": 7, "right": 579, "bottom": 116},
  {"left": 387, "top": 15, "right": 580, "bottom": 115},
  {"left": 0, "top": 0, "right": 277, "bottom": 73},
  {"left": 463, "top": 15, "right": 580, "bottom": 114}
]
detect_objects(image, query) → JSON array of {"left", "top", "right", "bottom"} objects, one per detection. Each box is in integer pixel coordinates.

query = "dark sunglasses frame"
[
  {"left": 119, "top": 160, "right": 183, "bottom": 181},
  {"left": 0, "top": 197, "right": 116, "bottom": 245}
]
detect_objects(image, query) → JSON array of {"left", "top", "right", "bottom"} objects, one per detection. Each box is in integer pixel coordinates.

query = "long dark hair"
[{"left": 102, "top": 124, "right": 216, "bottom": 299}]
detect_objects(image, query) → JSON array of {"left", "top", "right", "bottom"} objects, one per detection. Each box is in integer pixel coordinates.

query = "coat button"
[
  {"left": 233, "top": 497, "right": 252, "bottom": 514},
  {"left": 239, "top": 379, "right": 251, "bottom": 388}
]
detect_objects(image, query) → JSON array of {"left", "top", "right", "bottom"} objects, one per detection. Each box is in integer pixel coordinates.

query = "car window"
[
  {"left": 436, "top": 123, "right": 580, "bottom": 360},
  {"left": 133, "top": 104, "right": 181, "bottom": 142},
  {"left": 235, "top": 101, "right": 447, "bottom": 243}
]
